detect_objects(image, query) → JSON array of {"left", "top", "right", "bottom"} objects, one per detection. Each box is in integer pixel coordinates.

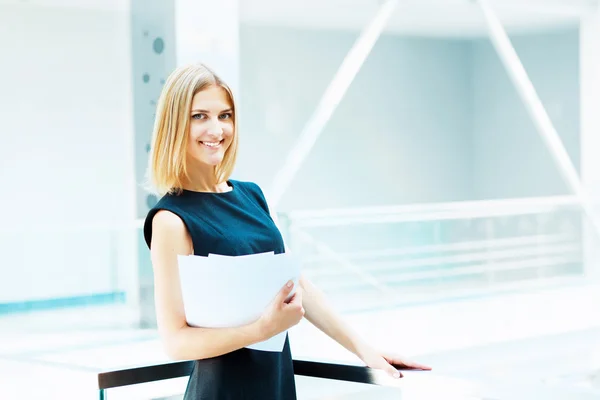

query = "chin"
[{"left": 202, "top": 156, "right": 225, "bottom": 166}]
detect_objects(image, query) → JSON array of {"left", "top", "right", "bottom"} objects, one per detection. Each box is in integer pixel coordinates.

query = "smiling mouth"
[{"left": 200, "top": 140, "right": 224, "bottom": 148}]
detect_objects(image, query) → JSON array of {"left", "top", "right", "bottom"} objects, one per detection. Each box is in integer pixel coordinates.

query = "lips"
[{"left": 200, "top": 140, "right": 224, "bottom": 148}]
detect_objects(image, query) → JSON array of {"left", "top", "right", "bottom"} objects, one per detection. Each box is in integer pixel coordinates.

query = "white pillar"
[
  {"left": 580, "top": 7, "right": 600, "bottom": 281},
  {"left": 131, "top": 0, "right": 240, "bottom": 327},
  {"left": 129, "top": 0, "right": 178, "bottom": 327}
]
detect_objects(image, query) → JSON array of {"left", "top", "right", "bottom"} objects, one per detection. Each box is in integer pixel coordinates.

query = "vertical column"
[
  {"left": 130, "top": 0, "right": 239, "bottom": 327},
  {"left": 130, "top": 0, "right": 177, "bottom": 327},
  {"left": 580, "top": 7, "right": 600, "bottom": 282}
]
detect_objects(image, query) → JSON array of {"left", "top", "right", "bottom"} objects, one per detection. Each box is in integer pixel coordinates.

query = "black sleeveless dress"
[{"left": 143, "top": 179, "right": 297, "bottom": 400}]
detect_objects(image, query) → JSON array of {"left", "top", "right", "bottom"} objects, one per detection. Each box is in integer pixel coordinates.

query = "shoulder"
[
  {"left": 231, "top": 179, "right": 274, "bottom": 215},
  {"left": 231, "top": 179, "right": 269, "bottom": 202},
  {"left": 147, "top": 209, "right": 193, "bottom": 255},
  {"left": 152, "top": 209, "right": 186, "bottom": 231},
  {"left": 232, "top": 179, "right": 268, "bottom": 201},
  {"left": 145, "top": 209, "right": 191, "bottom": 251},
  {"left": 231, "top": 179, "right": 263, "bottom": 193},
  {"left": 143, "top": 195, "right": 187, "bottom": 249}
]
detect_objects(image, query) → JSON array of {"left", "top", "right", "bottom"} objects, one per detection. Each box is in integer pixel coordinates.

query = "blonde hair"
[{"left": 147, "top": 63, "right": 238, "bottom": 196}]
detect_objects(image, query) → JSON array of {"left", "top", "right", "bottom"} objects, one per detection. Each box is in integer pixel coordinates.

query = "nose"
[{"left": 206, "top": 118, "right": 224, "bottom": 136}]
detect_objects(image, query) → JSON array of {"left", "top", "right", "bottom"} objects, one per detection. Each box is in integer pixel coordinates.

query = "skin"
[
  {"left": 182, "top": 85, "right": 235, "bottom": 193},
  {"left": 151, "top": 85, "right": 431, "bottom": 378}
]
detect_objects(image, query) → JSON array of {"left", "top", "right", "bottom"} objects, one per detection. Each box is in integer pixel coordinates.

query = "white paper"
[{"left": 177, "top": 252, "right": 301, "bottom": 352}]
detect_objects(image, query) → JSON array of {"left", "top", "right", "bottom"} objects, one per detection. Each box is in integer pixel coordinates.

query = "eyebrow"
[{"left": 190, "top": 109, "right": 233, "bottom": 114}]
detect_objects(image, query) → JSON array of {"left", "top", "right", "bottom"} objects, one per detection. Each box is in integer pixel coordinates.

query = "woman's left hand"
[{"left": 360, "top": 346, "right": 432, "bottom": 379}]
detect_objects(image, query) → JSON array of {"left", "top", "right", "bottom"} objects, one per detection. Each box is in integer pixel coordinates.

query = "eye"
[
  {"left": 219, "top": 112, "right": 232, "bottom": 120},
  {"left": 191, "top": 113, "right": 207, "bottom": 120}
]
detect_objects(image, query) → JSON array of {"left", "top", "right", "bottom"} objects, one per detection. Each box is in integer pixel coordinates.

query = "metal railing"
[
  {"left": 97, "top": 359, "right": 416, "bottom": 399},
  {"left": 283, "top": 195, "right": 579, "bottom": 228},
  {"left": 279, "top": 195, "right": 586, "bottom": 312},
  {"left": 0, "top": 195, "right": 587, "bottom": 316}
]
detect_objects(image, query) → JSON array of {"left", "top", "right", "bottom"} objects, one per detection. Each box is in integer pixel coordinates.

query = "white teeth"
[{"left": 202, "top": 141, "right": 221, "bottom": 147}]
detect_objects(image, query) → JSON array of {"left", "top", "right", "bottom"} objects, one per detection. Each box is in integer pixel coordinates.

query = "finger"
[
  {"left": 284, "top": 287, "right": 302, "bottom": 307},
  {"left": 407, "top": 361, "right": 432, "bottom": 370},
  {"left": 370, "top": 358, "right": 402, "bottom": 379},
  {"left": 286, "top": 287, "right": 301, "bottom": 304},
  {"left": 397, "top": 359, "right": 432, "bottom": 371},
  {"left": 382, "top": 354, "right": 401, "bottom": 366},
  {"left": 385, "top": 364, "right": 402, "bottom": 379},
  {"left": 283, "top": 292, "right": 296, "bottom": 304},
  {"left": 287, "top": 297, "right": 303, "bottom": 312},
  {"left": 276, "top": 280, "right": 294, "bottom": 303}
]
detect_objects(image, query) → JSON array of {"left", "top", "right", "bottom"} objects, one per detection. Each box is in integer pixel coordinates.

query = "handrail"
[
  {"left": 97, "top": 359, "right": 408, "bottom": 399},
  {"left": 299, "top": 233, "right": 574, "bottom": 263},
  {"left": 304, "top": 243, "right": 580, "bottom": 274},
  {"left": 284, "top": 195, "right": 579, "bottom": 228},
  {"left": 0, "top": 195, "right": 578, "bottom": 234}
]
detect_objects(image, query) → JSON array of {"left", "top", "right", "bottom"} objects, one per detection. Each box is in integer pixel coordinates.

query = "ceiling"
[
  {"left": 240, "top": 0, "right": 598, "bottom": 37},
  {"left": 0, "top": 0, "right": 597, "bottom": 37}
]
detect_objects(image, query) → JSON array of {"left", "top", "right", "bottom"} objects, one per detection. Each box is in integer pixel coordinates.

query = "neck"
[{"left": 182, "top": 164, "right": 229, "bottom": 193}]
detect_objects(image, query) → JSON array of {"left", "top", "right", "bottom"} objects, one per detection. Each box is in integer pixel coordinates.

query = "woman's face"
[{"left": 186, "top": 85, "right": 234, "bottom": 167}]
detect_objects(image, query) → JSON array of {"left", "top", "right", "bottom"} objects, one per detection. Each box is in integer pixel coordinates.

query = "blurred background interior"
[{"left": 1, "top": 0, "right": 600, "bottom": 398}]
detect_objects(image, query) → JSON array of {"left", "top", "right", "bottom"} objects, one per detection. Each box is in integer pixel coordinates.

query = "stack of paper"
[{"left": 177, "top": 251, "right": 301, "bottom": 352}]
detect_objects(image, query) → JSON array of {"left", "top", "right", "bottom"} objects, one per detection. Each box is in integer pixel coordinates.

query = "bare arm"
[
  {"left": 150, "top": 210, "right": 301, "bottom": 360},
  {"left": 265, "top": 192, "right": 431, "bottom": 376},
  {"left": 300, "top": 276, "right": 431, "bottom": 376},
  {"left": 299, "top": 275, "right": 371, "bottom": 359},
  {"left": 263, "top": 197, "right": 370, "bottom": 359}
]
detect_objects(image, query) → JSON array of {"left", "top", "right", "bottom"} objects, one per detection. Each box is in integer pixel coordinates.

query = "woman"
[{"left": 143, "top": 63, "right": 431, "bottom": 400}]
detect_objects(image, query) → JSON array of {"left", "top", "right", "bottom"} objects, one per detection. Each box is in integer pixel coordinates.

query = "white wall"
[
  {"left": 470, "top": 27, "right": 580, "bottom": 200},
  {"left": 0, "top": 4, "right": 135, "bottom": 302},
  {"left": 236, "top": 25, "right": 474, "bottom": 211},
  {"left": 234, "top": 24, "right": 581, "bottom": 261},
  {"left": 0, "top": 10, "right": 581, "bottom": 304},
  {"left": 236, "top": 25, "right": 581, "bottom": 210}
]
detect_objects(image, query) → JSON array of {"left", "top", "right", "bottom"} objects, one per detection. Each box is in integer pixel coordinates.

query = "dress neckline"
[{"left": 180, "top": 180, "right": 235, "bottom": 195}]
